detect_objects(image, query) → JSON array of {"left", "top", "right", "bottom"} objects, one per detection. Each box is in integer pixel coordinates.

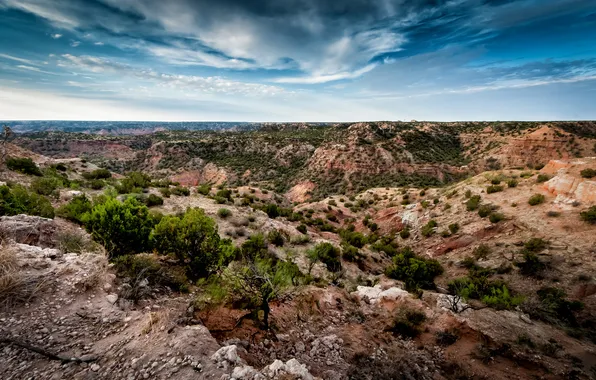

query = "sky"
[{"left": 0, "top": 0, "right": 595, "bottom": 121}]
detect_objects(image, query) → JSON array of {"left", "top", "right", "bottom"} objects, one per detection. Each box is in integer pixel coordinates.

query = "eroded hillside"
[{"left": 1, "top": 123, "right": 596, "bottom": 379}]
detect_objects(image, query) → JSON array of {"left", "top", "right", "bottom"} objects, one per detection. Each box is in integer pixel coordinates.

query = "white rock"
[
  {"left": 90, "top": 364, "right": 100, "bottom": 372},
  {"left": 284, "top": 359, "right": 314, "bottom": 380},
  {"left": 211, "top": 345, "right": 244, "bottom": 365},
  {"left": 106, "top": 294, "right": 118, "bottom": 304}
]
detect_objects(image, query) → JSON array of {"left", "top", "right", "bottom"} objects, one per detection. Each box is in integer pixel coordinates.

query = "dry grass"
[
  {"left": 79, "top": 253, "right": 109, "bottom": 291},
  {"left": 0, "top": 244, "right": 48, "bottom": 309}
]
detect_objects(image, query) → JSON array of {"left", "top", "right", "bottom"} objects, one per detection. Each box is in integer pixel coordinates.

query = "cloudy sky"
[{"left": 0, "top": 0, "right": 595, "bottom": 121}]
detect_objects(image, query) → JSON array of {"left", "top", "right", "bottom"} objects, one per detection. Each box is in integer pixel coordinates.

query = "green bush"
[
  {"left": 390, "top": 308, "right": 427, "bottom": 338},
  {"left": 448, "top": 223, "right": 460, "bottom": 234},
  {"left": 580, "top": 206, "right": 596, "bottom": 224},
  {"left": 215, "top": 188, "right": 232, "bottom": 200},
  {"left": 528, "top": 194, "right": 545, "bottom": 206},
  {"left": 116, "top": 172, "right": 151, "bottom": 194},
  {"left": 152, "top": 208, "right": 226, "bottom": 278},
  {"left": 56, "top": 194, "right": 92, "bottom": 224},
  {"left": 197, "top": 183, "right": 211, "bottom": 195},
  {"left": 217, "top": 208, "right": 232, "bottom": 218},
  {"left": 386, "top": 247, "right": 443, "bottom": 291},
  {"left": 580, "top": 168, "right": 596, "bottom": 179},
  {"left": 82, "top": 168, "right": 111, "bottom": 180},
  {"left": 267, "top": 229, "right": 285, "bottom": 247},
  {"left": 290, "top": 234, "right": 310, "bottom": 245},
  {"left": 516, "top": 238, "right": 548, "bottom": 277},
  {"left": 466, "top": 195, "right": 481, "bottom": 211},
  {"left": 399, "top": 228, "right": 410, "bottom": 239},
  {"left": 477, "top": 204, "right": 494, "bottom": 218},
  {"left": 143, "top": 194, "right": 164, "bottom": 207},
  {"left": 84, "top": 197, "right": 153, "bottom": 258},
  {"left": 6, "top": 157, "right": 42, "bottom": 176},
  {"left": 489, "top": 212, "right": 505, "bottom": 223},
  {"left": 536, "top": 174, "right": 551, "bottom": 183},
  {"left": 171, "top": 186, "right": 190, "bottom": 196},
  {"left": 341, "top": 243, "right": 364, "bottom": 263},
  {"left": 531, "top": 287, "right": 584, "bottom": 327},
  {"left": 421, "top": 220, "right": 437, "bottom": 237},
  {"left": 486, "top": 185, "right": 503, "bottom": 194},
  {"left": 0, "top": 184, "right": 54, "bottom": 218},
  {"left": 448, "top": 275, "right": 523, "bottom": 310},
  {"left": 339, "top": 229, "right": 367, "bottom": 248},
  {"left": 296, "top": 224, "right": 308, "bottom": 234},
  {"left": 473, "top": 244, "right": 490, "bottom": 259},
  {"left": 30, "top": 176, "right": 63, "bottom": 196},
  {"left": 507, "top": 179, "right": 518, "bottom": 188},
  {"left": 264, "top": 203, "right": 280, "bottom": 218},
  {"left": 307, "top": 242, "right": 342, "bottom": 273}
]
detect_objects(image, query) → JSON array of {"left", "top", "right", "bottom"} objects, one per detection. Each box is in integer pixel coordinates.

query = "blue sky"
[{"left": 0, "top": 0, "right": 595, "bottom": 121}]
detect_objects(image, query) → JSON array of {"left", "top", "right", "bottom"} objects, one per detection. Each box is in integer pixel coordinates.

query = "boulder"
[{"left": 0, "top": 214, "right": 57, "bottom": 248}]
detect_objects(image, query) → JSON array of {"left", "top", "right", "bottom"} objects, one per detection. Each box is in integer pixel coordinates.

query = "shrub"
[
  {"left": 466, "top": 195, "right": 481, "bottom": 211},
  {"left": 56, "top": 194, "right": 92, "bottom": 224},
  {"left": 477, "top": 204, "right": 493, "bottom": 218},
  {"left": 531, "top": 287, "right": 584, "bottom": 327},
  {"left": 339, "top": 229, "right": 367, "bottom": 248},
  {"left": 197, "top": 183, "right": 211, "bottom": 195},
  {"left": 448, "top": 223, "right": 460, "bottom": 234},
  {"left": 516, "top": 238, "right": 548, "bottom": 277},
  {"left": 448, "top": 275, "right": 523, "bottom": 310},
  {"left": 215, "top": 188, "right": 232, "bottom": 200},
  {"left": 82, "top": 168, "right": 111, "bottom": 180},
  {"left": 489, "top": 212, "right": 505, "bottom": 223},
  {"left": 264, "top": 203, "right": 280, "bottom": 218},
  {"left": 84, "top": 197, "right": 153, "bottom": 258},
  {"left": 267, "top": 229, "right": 285, "bottom": 247},
  {"left": 528, "top": 194, "right": 545, "bottom": 206},
  {"left": 5, "top": 157, "right": 42, "bottom": 176},
  {"left": 144, "top": 194, "right": 164, "bottom": 207},
  {"left": 473, "top": 244, "right": 490, "bottom": 259},
  {"left": 580, "top": 206, "right": 596, "bottom": 224},
  {"left": 0, "top": 185, "right": 54, "bottom": 218},
  {"left": 116, "top": 172, "right": 151, "bottom": 194},
  {"left": 390, "top": 308, "right": 427, "bottom": 338},
  {"left": 546, "top": 210, "right": 560, "bottom": 217},
  {"left": 152, "top": 208, "right": 226, "bottom": 278},
  {"left": 307, "top": 242, "right": 342, "bottom": 273},
  {"left": 159, "top": 188, "right": 171, "bottom": 198},
  {"left": 399, "top": 228, "right": 410, "bottom": 239},
  {"left": 536, "top": 174, "right": 551, "bottom": 183},
  {"left": 506, "top": 179, "right": 518, "bottom": 188},
  {"left": 486, "top": 185, "right": 503, "bottom": 194},
  {"left": 290, "top": 234, "right": 310, "bottom": 245},
  {"left": 420, "top": 220, "right": 437, "bottom": 237},
  {"left": 341, "top": 243, "right": 364, "bottom": 263},
  {"left": 171, "top": 186, "right": 190, "bottom": 196},
  {"left": 296, "top": 224, "right": 307, "bottom": 234},
  {"left": 29, "top": 176, "right": 62, "bottom": 196},
  {"left": 386, "top": 247, "right": 443, "bottom": 291},
  {"left": 113, "top": 254, "right": 188, "bottom": 297},
  {"left": 56, "top": 231, "right": 99, "bottom": 254},
  {"left": 217, "top": 208, "right": 232, "bottom": 218},
  {"left": 580, "top": 168, "right": 596, "bottom": 179}
]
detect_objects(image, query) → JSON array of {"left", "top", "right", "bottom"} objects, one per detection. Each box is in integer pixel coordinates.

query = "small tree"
[
  {"left": 0, "top": 125, "right": 13, "bottom": 170},
  {"left": 84, "top": 197, "right": 153, "bottom": 258},
  {"left": 152, "top": 208, "right": 222, "bottom": 278}
]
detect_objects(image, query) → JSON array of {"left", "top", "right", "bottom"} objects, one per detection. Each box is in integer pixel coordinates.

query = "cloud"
[
  {"left": 16, "top": 65, "right": 60, "bottom": 75},
  {"left": 51, "top": 33, "right": 62, "bottom": 39},
  {"left": 59, "top": 54, "right": 286, "bottom": 96},
  {"left": 0, "top": 53, "right": 36, "bottom": 65},
  {"left": 273, "top": 64, "right": 378, "bottom": 84},
  {"left": 70, "top": 40, "right": 80, "bottom": 47},
  {"left": 94, "top": 41, "right": 104, "bottom": 46}
]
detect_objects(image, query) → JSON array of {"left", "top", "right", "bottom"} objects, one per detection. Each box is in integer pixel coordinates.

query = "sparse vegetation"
[
  {"left": 528, "top": 194, "right": 545, "bottom": 206},
  {"left": 386, "top": 247, "right": 443, "bottom": 291}
]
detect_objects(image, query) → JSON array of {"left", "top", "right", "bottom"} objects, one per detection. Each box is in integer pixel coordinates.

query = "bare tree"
[{"left": 0, "top": 125, "right": 13, "bottom": 171}]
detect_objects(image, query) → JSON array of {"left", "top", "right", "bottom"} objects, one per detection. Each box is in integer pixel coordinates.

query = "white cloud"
[
  {"left": 273, "top": 64, "right": 378, "bottom": 84},
  {"left": 59, "top": 54, "right": 286, "bottom": 96},
  {"left": 51, "top": 33, "right": 62, "bottom": 39},
  {"left": 94, "top": 42, "right": 104, "bottom": 46},
  {"left": 16, "top": 65, "right": 60, "bottom": 75},
  {"left": 0, "top": 53, "right": 36, "bottom": 65},
  {"left": 70, "top": 40, "right": 81, "bottom": 47}
]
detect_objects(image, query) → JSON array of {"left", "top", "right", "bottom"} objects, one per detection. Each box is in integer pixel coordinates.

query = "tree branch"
[{"left": 0, "top": 338, "right": 98, "bottom": 363}]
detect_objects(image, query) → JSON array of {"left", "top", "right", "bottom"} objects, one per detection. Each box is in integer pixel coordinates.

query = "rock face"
[
  {"left": 0, "top": 214, "right": 57, "bottom": 248},
  {"left": 286, "top": 181, "right": 317, "bottom": 203},
  {"left": 542, "top": 159, "right": 596, "bottom": 203},
  {"left": 352, "top": 285, "right": 409, "bottom": 304}
]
